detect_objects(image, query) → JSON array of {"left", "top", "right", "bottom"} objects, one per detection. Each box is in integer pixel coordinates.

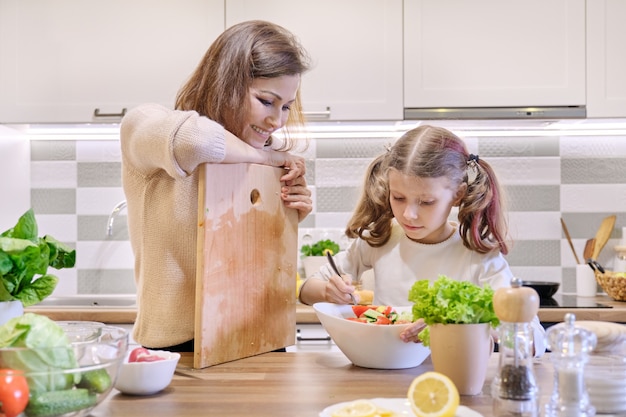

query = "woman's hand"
[
  {"left": 400, "top": 319, "right": 427, "bottom": 343},
  {"left": 323, "top": 273, "right": 357, "bottom": 305},
  {"left": 281, "top": 173, "right": 312, "bottom": 222}
]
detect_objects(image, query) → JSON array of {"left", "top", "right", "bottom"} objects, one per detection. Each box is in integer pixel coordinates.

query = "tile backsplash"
[{"left": 2, "top": 122, "right": 625, "bottom": 297}]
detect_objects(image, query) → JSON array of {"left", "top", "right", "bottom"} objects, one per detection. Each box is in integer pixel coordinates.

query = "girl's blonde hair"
[
  {"left": 175, "top": 20, "right": 310, "bottom": 151},
  {"left": 346, "top": 125, "right": 509, "bottom": 254}
]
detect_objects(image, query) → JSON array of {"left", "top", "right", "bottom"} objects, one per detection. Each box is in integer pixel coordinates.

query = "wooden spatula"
[{"left": 592, "top": 214, "right": 616, "bottom": 260}]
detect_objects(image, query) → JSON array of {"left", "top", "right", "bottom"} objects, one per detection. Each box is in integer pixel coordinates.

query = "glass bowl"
[{"left": 0, "top": 323, "right": 128, "bottom": 417}]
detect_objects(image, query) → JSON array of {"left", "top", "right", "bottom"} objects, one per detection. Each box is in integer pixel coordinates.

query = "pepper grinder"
[
  {"left": 492, "top": 277, "right": 540, "bottom": 417},
  {"left": 544, "top": 313, "right": 597, "bottom": 417}
]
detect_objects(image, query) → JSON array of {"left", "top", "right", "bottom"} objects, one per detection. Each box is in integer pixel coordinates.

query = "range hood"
[{"left": 404, "top": 106, "right": 586, "bottom": 120}]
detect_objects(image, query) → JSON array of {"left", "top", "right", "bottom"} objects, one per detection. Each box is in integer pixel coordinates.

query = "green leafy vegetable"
[
  {"left": 408, "top": 275, "right": 499, "bottom": 346},
  {"left": 300, "top": 239, "right": 340, "bottom": 257},
  {"left": 0, "top": 209, "right": 76, "bottom": 307},
  {"left": 0, "top": 313, "right": 79, "bottom": 393}
]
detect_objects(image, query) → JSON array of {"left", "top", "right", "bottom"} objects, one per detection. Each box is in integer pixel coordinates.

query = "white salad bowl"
[
  {"left": 313, "top": 302, "right": 430, "bottom": 369},
  {"left": 115, "top": 348, "right": 181, "bottom": 396}
]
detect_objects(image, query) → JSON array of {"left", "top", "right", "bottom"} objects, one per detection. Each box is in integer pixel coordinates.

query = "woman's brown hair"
[{"left": 175, "top": 20, "right": 310, "bottom": 150}]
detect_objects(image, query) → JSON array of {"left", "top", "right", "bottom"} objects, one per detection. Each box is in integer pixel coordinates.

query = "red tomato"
[
  {"left": 375, "top": 316, "right": 392, "bottom": 325},
  {"left": 346, "top": 317, "right": 368, "bottom": 323},
  {"left": 0, "top": 369, "right": 29, "bottom": 417},
  {"left": 351, "top": 305, "right": 378, "bottom": 318},
  {"left": 128, "top": 347, "right": 166, "bottom": 363}
]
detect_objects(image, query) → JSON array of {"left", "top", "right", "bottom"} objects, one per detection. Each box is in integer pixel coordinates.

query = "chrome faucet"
[{"left": 106, "top": 200, "right": 127, "bottom": 237}]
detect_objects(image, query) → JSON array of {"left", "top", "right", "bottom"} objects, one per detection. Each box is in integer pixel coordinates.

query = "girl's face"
[
  {"left": 241, "top": 74, "right": 301, "bottom": 149},
  {"left": 388, "top": 169, "right": 464, "bottom": 244}
]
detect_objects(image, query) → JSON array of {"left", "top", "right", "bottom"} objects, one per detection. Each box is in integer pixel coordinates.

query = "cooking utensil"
[
  {"left": 560, "top": 217, "right": 581, "bottom": 264},
  {"left": 326, "top": 252, "right": 357, "bottom": 305},
  {"left": 583, "top": 237, "right": 605, "bottom": 273},
  {"left": 521, "top": 281, "right": 560, "bottom": 299},
  {"left": 592, "top": 215, "right": 616, "bottom": 260}
]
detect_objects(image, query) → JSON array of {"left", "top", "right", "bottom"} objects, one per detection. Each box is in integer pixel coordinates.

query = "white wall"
[{"left": 0, "top": 126, "right": 29, "bottom": 229}]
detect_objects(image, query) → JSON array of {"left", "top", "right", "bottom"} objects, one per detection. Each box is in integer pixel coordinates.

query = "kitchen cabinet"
[
  {"left": 225, "top": 0, "right": 403, "bottom": 121},
  {"left": 0, "top": 0, "right": 224, "bottom": 123},
  {"left": 403, "top": 0, "right": 586, "bottom": 112},
  {"left": 586, "top": 0, "right": 626, "bottom": 118}
]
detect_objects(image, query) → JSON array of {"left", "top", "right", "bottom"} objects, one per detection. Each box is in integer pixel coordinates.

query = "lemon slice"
[
  {"left": 331, "top": 400, "right": 378, "bottom": 417},
  {"left": 407, "top": 372, "right": 460, "bottom": 417}
]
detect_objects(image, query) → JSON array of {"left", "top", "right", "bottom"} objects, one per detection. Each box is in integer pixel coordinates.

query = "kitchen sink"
[{"left": 34, "top": 295, "right": 137, "bottom": 309}]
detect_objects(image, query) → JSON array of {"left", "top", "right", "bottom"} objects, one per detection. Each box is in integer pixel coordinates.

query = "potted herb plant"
[
  {"left": 0, "top": 209, "right": 76, "bottom": 324},
  {"left": 300, "top": 239, "right": 340, "bottom": 278},
  {"left": 408, "top": 275, "right": 499, "bottom": 395}
]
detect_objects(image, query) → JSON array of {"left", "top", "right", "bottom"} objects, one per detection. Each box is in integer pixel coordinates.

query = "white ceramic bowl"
[
  {"left": 313, "top": 302, "right": 430, "bottom": 369},
  {"left": 115, "top": 348, "right": 181, "bottom": 395}
]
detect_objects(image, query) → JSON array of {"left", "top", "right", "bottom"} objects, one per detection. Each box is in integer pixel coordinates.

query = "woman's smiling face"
[
  {"left": 388, "top": 169, "right": 463, "bottom": 244},
  {"left": 241, "top": 74, "right": 300, "bottom": 148}
]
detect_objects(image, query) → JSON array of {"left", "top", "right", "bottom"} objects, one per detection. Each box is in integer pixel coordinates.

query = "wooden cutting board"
[{"left": 194, "top": 163, "right": 298, "bottom": 369}]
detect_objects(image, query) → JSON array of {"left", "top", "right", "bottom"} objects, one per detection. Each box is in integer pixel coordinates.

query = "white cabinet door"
[
  {"left": 0, "top": 0, "right": 224, "bottom": 123},
  {"left": 587, "top": 0, "right": 626, "bottom": 118},
  {"left": 225, "top": 0, "right": 403, "bottom": 121},
  {"left": 404, "top": 0, "right": 585, "bottom": 110}
]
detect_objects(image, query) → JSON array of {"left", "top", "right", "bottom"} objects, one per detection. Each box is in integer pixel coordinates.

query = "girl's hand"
[
  {"left": 324, "top": 273, "right": 357, "bottom": 305},
  {"left": 400, "top": 319, "right": 427, "bottom": 343},
  {"left": 281, "top": 174, "right": 312, "bottom": 222}
]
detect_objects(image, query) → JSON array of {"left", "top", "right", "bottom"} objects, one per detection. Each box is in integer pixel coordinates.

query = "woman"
[{"left": 120, "top": 20, "right": 312, "bottom": 351}]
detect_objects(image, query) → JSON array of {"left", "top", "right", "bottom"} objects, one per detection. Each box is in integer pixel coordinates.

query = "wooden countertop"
[
  {"left": 89, "top": 351, "right": 555, "bottom": 417},
  {"left": 24, "top": 307, "right": 137, "bottom": 324},
  {"left": 25, "top": 295, "right": 626, "bottom": 325}
]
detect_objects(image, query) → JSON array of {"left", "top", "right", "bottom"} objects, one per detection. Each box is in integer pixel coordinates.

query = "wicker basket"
[{"left": 595, "top": 270, "right": 626, "bottom": 301}]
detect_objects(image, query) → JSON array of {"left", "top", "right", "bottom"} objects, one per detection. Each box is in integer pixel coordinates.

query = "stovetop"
[{"left": 539, "top": 294, "right": 612, "bottom": 308}]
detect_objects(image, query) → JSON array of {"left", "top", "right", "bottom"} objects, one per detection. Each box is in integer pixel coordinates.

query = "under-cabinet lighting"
[{"left": 8, "top": 119, "right": 626, "bottom": 141}]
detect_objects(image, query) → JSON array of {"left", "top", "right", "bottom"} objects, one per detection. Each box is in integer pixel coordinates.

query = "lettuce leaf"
[
  {"left": 0, "top": 209, "right": 75, "bottom": 306},
  {"left": 408, "top": 275, "right": 499, "bottom": 346},
  {"left": 0, "top": 313, "right": 78, "bottom": 393}
]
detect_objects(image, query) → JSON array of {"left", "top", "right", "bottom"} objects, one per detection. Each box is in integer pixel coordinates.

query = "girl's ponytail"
[{"left": 457, "top": 156, "right": 509, "bottom": 254}]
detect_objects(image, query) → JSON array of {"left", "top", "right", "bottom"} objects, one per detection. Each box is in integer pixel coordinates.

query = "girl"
[
  {"left": 299, "top": 125, "right": 546, "bottom": 355},
  {"left": 120, "top": 21, "right": 312, "bottom": 351}
]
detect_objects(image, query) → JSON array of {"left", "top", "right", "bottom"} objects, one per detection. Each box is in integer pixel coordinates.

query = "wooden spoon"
[
  {"left": 583, "top": 238, "right": 596, "bottom": 261},
  {"left": 584, "top": 237, "right": 605, "bottom": 273}
]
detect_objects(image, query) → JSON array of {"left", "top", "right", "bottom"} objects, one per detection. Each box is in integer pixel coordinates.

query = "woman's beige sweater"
[{"left": 120, "top": 103, "right": 226, "bottom": 348}]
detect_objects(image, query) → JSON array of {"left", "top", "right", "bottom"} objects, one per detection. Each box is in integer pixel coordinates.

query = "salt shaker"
[
  {"left": 492, "top": 277, "right": 540, "bottom": 417},
  {"left": 545, "top": 313, "right": 597, "bottom": 417}
]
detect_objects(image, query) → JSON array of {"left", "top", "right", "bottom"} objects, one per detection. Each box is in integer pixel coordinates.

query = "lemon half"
[{"left": 407, "top": 371, "right": 460, "bottom": 417}]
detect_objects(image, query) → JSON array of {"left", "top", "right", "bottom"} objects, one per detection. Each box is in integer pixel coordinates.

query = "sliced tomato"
[
  {"left": 382, "top": 305, "right": 393, "bottom": 316},
  {"left": 351, "top": 305, "right": 378, "bottom": 318},
  {"left": 346, "top": 317, "right": 368, "bottom": 323},
  {"left": 129, "top": 347, "right": 166, "bottom": 362},
  {"left": 375, "top": 316, "right": 392, "bottom": 325}
]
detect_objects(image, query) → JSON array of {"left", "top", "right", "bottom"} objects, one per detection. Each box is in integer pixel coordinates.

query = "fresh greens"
[
  {"left": 300, "top": 239, "right": 340, "bottom": 257},
  {"left": 0, "top": 313, "right": 79, "bottom": 393},
  {"left": 408, "top": 275, "right": 499, "bottom": 346},
  {"left": 0, "top": 209, "right": 76, "bottom": 307}
]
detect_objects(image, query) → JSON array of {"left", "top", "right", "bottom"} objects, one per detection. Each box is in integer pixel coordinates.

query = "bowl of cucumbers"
[{"left": 0, "top": 313, "right": 128, "bottom": 417}]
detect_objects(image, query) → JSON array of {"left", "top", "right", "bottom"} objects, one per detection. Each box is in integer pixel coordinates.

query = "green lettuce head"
[
  {"left": 408, "top": 275, "right": 499, "bottom": 346},
  {"left": 0, "top": 313, "right": 79, "bottom": 393}
]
